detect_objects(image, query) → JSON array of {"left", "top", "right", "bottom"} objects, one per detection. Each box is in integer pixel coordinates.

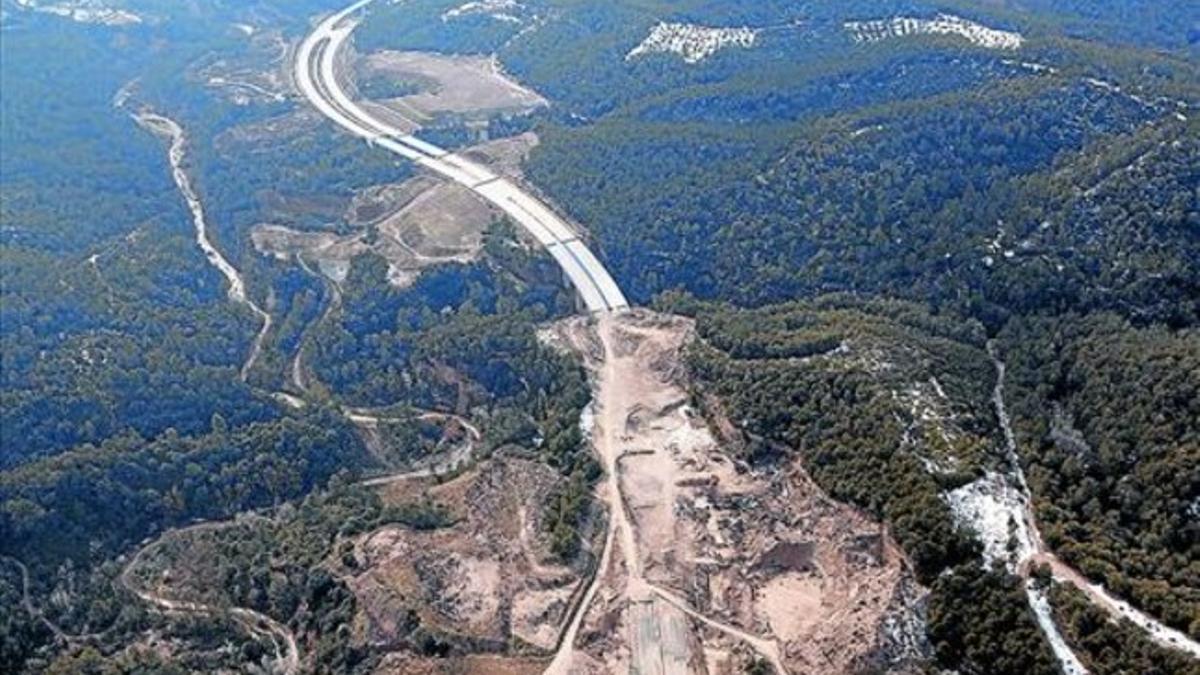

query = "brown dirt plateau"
[{"left": 339, "top": 457, "right": 589, "bottom": 656}]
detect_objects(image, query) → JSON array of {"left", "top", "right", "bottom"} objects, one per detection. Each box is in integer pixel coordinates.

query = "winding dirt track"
[
  {"left": 353, "top": 410, "right": 481, "bottom": 485},
  {"left": 133, "top": 112, "right": 272, "bottom": 381},
  {"left": 990, "top": 344, "right": 1200, "bottom": 663},
  {"left": 290, "top": 254, "right": 339, "bottom": 395},
  {"left": 987, "top": 346, "right": 1088, "bottom": 674},
  {"left": 2, "top": 555, "right": 72, "bottom": 643},
  {"left": 119, "top": 521, "right": 300, "bottom": 675}
]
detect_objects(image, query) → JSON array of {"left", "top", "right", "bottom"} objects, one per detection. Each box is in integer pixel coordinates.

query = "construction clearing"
[
  {"left": 251, "top": 172, "right": 492, "bottom": 287},
  {"left": 359, "top": 50, "right": 547, "bottom": 124},
  {"left": 338, "top": 457, "right": 590, "bottom": 658},
  {"left": 538, "top": 310, "right": 931, "bottom": 674}
]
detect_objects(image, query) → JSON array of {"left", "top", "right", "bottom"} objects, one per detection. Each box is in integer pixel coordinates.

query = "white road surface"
[
  {"left": 989, "top": 344, "right": 1200, "bottom": 665},
  {"left": 295, "top": 0, "right": 627, "bottom": 313}
]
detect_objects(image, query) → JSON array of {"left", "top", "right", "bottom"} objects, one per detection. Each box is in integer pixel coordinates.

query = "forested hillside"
[
  {"left": 525, "top": 58, "right": 1197, "bottom": 326},
  {"left": 1001, "top": 315, "right": 1200, "bottom": 635},
  {"left": 2, "top": 0, "right": 1197, "bottom": 671},
  {"left": 1, "top": 0, "right": 593, "bottom": 670},
  {"left": 675, "top": 294, "right": 1197, "bottom": 672}
]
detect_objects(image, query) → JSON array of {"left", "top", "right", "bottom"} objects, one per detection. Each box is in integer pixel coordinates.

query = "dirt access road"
[
  {"left": 544, "top": 312, "right": 788, "bottom": 675},
  {"left": 132, "top": 111, "right": 272, "bottom": 382},
  {"left": 987, "top": 345, "right": 1200, "bottom": 663},
  {"left": 120, "top": 519, "right": 300, "bottom": 675}
]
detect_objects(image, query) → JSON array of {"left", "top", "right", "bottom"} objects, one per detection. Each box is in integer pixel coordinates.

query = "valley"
[
  {"left": 1, "top": 0, "right": 1197, "bottom": 673},
  {"left": 132, "top": 111, "right": 274, "bottom": 382}
]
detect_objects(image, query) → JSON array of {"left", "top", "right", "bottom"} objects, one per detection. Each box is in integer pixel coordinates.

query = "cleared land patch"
[
  {"left": 250, "top": 132, "right": 538, "bottom": 287},
  {"left": 339, "top": 457, "right": 588, "bottom": 655},
  {"left": 542, "top": 310, "right": 930, "bottom": 674},
  {"left": 251, "top": 175, "right": 492, "bottom": 286},
  {"left": 359, "top": 50, "right": 546, "bottom": 124}
]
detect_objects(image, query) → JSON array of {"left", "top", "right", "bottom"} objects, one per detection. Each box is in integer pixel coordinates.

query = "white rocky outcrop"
[
  {"left": 946, "top": 472, "right": 1037, "bottom": 571},
  {"left": 846, "top": 14, "right": 1023, "bottom": 50},
  {"left": 626, "top": 21, "right": 757, "bottom": 64},
  {"left": 13, "top": 0, "right": 140, "bottom": 25},
  {"left": 441, "top": 0, "right": 522, "bottom": 24}
]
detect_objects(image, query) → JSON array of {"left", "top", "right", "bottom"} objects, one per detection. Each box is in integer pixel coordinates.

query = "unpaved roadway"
[
  {"left": 133, "top": 112, "right": 272, "bottom": 381},
  {"left": 120, "top": 520, "right": 300, "bottom": 675},
  {"left": 990, "top": 344, "right": 1200, "bottom": 665}
]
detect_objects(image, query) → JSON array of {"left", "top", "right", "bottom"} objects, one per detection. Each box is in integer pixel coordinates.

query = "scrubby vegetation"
[
  {"left": 676, "top": 295, "right": 989, "bottom": 579},
  {"left": 0, "top": 407, "right": 370, "bottom": 671},
  {"left": 307, "top": 228, "right": 592, "bottom": 470},
  {"left": 3, "top": 0, "right": 1198, "bottom": 671},
  {"left": 1001, "top": 315, "right": 1200, "bottom": 637},
  {"left": 1049, "top": 581, "right": 1200, "bottom": 675},
  {"left": 528, "top": 77, "right": 1197, "bottom": 327},
  {"left": 0, "top": 408, "right": 369, "bottom": 569}
]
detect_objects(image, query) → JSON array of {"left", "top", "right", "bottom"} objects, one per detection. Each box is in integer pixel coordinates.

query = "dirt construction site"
[
  {"left": 339, "top": 457, "right": 587, "bottom": 658},
  {"left": 535, "top": 310, "right": 931, "bottom": 675},
  {"left": 317, "top": 310, "right": 931, "bottom": 674},
  {"left": 113, "top": 251, "right": 934, "bottom": 674},
  {"left": 358, "top": 50, "right": 547, "bottom": 126}
]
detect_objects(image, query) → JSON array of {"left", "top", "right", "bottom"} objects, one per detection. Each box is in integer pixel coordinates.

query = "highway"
[
  {"left": 294, "top": 4, "right": 1200, "bottom": 669},
  {"left": 294, "top": 0, "right": 628, "bottom": 313}
]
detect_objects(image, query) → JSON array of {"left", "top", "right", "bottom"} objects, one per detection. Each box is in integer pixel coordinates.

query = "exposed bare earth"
[
  {"left": 376, "top": 653, "right": 547, "bottom": 675},
  {"left": 460, "top": 131, "right": 541, "bottom": 178},
  {"left": 251, "top": 176, "right": 491, "bottom": 287},
  {"left": 360, "top": 50, "right": 546, "bottom": 123},
  {"left": 251, "top": 131, "right": 540, "bottom": 292},
  {"left": 353, "top": 410, "right": 481, "bottom": 481},
  {"left": 542, "top": 310, "right": 929, "bottom": 674},
  {"left": 332, "top": 457, "right": 587, "bottom": 661},
  {"left": 192, "top": 28, "right": 291, "bottom": 105}
]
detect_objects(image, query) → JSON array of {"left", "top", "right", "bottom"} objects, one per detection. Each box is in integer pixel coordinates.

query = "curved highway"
[
  {"left": 294, "top": 0, "right": 627, "bottom": 313},
  {"left": 297, "top": 2, "right": 1200, "bottom": 668}
]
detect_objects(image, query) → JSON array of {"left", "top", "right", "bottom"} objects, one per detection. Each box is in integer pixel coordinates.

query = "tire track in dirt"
[{"left": 119, "top": 519, "right": 300, "bottom": 675}]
